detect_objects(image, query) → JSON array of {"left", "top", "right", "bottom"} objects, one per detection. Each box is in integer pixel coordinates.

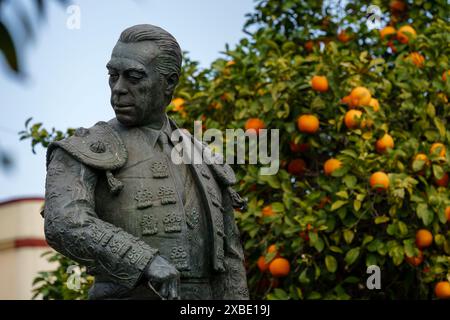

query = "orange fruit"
[
  {"left": 435, "top": 172, "right": 449, "bottom": 187},
  {"left": 405, "top": 250, "right": 423, "bottom": 267},
  {"left": 349, "top": 87, "right": 372, "bottom": 107},
  {"left": 368, "top": 98, "right": 380, "bottom": 112},
  {"left": 288, "top": 159, "right": 306, "bottom": 176},
  {"left": 380, "top": 26, "right": 396, "bottom": 40},
  {"left": 262, "top": 205, "right": 275, "bottom": 217},
  {"left": 171, "top": 98, "right": 186, "bottom": 111},
  {"left": 390, "top": 0, "right": 406, "bottom": 14},
  {"left": 226, "top": 60, "right": 235, "bottom": 67},
  {"left": 297, "top": 114, "right": 319, "bottom": 133},
  {"left": 341, "top": 95, "right": 352, "bottom": 106},
  {"left": 397, "top": 25, "right": 416, "bottom": 44},
  {"left": 344, "top": 109, "right": 363, "bottom": 129},
  {"left": 208, "top": 101, "right": 223, "bottom": 110},
  {"left": 317, "top": 196, "right": 331, "bottom": 209},
  {"left": 304, "top": 40, "right": 314, "bottom": 52},
  {"left": 289, "top": 141, "right": 309, "bottom": 153},
  {"left": 370, "top": 172, "right": 390, "bottom": 191},
  {"left": 311, "top": 76, "right": 329, "bottom": 92},
  {"left": 445, "top": 206, "right": 450, "bottom": 222},
  {"left": 407, "top": 52, "right": 425, "bottom": 67},
  {"left": 435, "top": 281, "right": 450, "bottom": 299},
  {"left": 375, "top": 133, "right": 394, "bottom": 153},
  {"left": 245, "top": 118, "right": 265, "bottom": 135},
  {"left": 269, "top": 258, "right": 290, "bottom": 277},
  {"left": 443, "top": 70, "right": 450, "bottom": 81},
  {"left": 415, "top": 229, "right": 433, "bottom": 249},
  {"left": 338, "top": 30, "right": 351, "bottom": 43},
  {"left": 299, "top": 231, "right": 309, "bottom": 241},
  {"left": 430, "top": 143, "right": 446, "bottom": 159},
  {"left": 257, "top": 256, "right": 269, "bottom": 272},
  {"left": 267, "top": 244, "right": 279, "bottom": 256},
  {"left": 300, "top": 224, "right": 315, "bottom": 241},
  {"left": 324, "top": 158, "right": 342, "bottom": 176}
]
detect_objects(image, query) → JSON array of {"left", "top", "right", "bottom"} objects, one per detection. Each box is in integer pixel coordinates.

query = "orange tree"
[
  {"left": 28, "top": 0, "right": 450, "bottom": 299},
  {"left": 167, "top": 0, "right": 450, "bottom": 300}
]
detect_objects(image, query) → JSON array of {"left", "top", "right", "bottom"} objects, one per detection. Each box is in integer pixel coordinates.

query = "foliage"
[
  {"left": 32, "top": 251, "right": 93, "bottom": 300},
  {"left": 28, "top": 0, "right": 450, "bottom": 299},
  {"left": 170, "top": 0, "right": 450, "bottom": 300},
  {"left": 0, "top": 0, "right": 69, "bottom": 74},
  {"left": 19, "top": 117, "right": 74, "bottom": 154}
]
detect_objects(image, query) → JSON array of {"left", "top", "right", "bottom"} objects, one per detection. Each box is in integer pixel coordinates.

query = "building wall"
[{"left": 0, "top": 198, "right": 56, "bottom": 300}]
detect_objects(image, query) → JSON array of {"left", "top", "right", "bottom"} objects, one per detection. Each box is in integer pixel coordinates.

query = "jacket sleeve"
[
  {"left": 44, "top": 147, "right": 158, "bottom": 289},
  {"left": 220, "top": 187, "right": 249, "bottom": 300}
]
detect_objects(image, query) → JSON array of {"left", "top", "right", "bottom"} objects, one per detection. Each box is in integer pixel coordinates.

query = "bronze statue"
[{"left": 43, "top": 24, "right": 248, "bottom": 300}]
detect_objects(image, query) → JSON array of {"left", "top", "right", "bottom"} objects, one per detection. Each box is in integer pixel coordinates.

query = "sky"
[{"left": 0, "top": 0, "right": 256, "bottom": 201}]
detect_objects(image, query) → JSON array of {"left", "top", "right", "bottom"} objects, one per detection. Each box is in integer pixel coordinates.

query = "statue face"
[{"left": 107, "top": 41, "right": 167, "bottom": 127}]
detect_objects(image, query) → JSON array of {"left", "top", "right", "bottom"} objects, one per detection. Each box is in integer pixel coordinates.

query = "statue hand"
[{"left": 145, "top": 255, "right": 180, "bottom": 300}]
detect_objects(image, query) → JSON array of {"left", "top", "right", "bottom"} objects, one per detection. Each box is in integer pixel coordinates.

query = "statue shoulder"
[
  {"left": 181, "top": 129, "right": 237, "bottom": 186},
  {"left": 46, "top": 120, "right": 128, "bottom": 171}
]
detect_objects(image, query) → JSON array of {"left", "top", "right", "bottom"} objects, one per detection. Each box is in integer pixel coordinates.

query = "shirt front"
[{"left": 139, "top": 117, "right": 212, "bottom": 279}]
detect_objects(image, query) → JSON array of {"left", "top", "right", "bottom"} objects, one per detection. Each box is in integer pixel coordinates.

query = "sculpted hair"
[{"left": 119, "top": 24, "right": 182, "bottom": 81}]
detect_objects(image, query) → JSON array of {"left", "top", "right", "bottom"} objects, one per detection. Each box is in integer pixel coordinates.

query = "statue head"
[{"left": 107, "top": 24, "right": 182, "bottom": 128}]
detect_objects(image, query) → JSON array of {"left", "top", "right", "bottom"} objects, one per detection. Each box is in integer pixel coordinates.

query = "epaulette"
[{"left": 46, "top": 121, "right": 128, "bottom": 194}]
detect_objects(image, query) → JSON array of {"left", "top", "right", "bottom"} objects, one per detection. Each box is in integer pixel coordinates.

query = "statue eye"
[
  {"left": 126, "top": 71, "right": 145, "bottom": 83},
  {"left": 108, "top": 72, "right": 119, "bottom": 80}
]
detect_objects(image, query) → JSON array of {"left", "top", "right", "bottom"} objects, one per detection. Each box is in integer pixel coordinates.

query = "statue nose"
[{"left": 113, "top": 77, "right": 128, "bottom": 95}]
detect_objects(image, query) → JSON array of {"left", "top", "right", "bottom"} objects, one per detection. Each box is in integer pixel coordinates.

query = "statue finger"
[
  {"left": 159, "top": 281, "right": 169, "bottom": 299},
  {"left": 168, "top": 279, "right": 180, "bottom": 300}
]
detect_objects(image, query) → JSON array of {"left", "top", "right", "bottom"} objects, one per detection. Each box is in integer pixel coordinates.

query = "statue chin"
[{"left": 116, "top": 114, "right": 140, "bottom": 127}]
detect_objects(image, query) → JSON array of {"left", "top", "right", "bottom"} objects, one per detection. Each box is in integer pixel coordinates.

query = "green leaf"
[
  {"left": 389, "top": 245, "right": 404, "bottom": 266},
  {"left": 412, "top": 159, "right": 426, "bottom": 172},
  {"left": 329, "top": 246, "right": 343, "bottom": 253},
  {"left": 343, "top": 229, "right": 354, "bottom": 244},
  {"left": 353, "top": 200, "right": 361, "bottom": 212},
  {"left": 271, "top": 202, "right": 284, "bottom": 213},
  {"left": 397, "top": 221, "right": 408, "bottom": 236},
  {"left": 432, "top": 165, "right": 444, "bottom": 180},
  {"left": 0, "top": 22, "right": 19, "bottom": 72},
  {"left": 340, "top": 149, "right": 358, "bottom": 158},
  {"left": 299, "top": 268, "right": 310, "bottom": 284},
  {"left": 345, "top": 247, "right": 360, "bottom": 266},
  {"left": 374, "top": 216, "right": 390, "bottom": 224},
  {"left": 306, "top": 291, "right": 322, "bottom": 300},
  {"left": 331, "top": 200, "right": 348, "bottom": 211},
  {"left": 403, "top": 239, "right": 416, "bottom": 257},
  {"left": 267, "top": 288, "right": 290, "bottom": 300},
  {"left": 343, "top": 175, "right": 357, "bottom": 188},
  {"left": 325, "top": 255, "right": 338, "bottom": 273},
  {"left": 416, "top": 203, "right": 434, "bottom": 226},
  {"left": 335, "top": 190, "right": 349, "bottom": 199},
  {"left": 433, "top": 117, "right": 446, "bottom": 138},
  {"left": 309, "top": 232, "right": 325, "bottom": 252},
  {"left": 259, "top": 174, "right": 281, "bottom": 189},
  {"left": 435, "top": 234, "right": 445, "bottom": 246},
  {"left": 366, "top": 253, "right": 377, "bottom": 267},
  {"left": 362, "top": 235, "right": 374, "bottom": 246}
]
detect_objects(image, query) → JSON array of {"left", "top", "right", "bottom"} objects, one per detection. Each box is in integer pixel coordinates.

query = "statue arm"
[{"left": 44, "top": 147, "right": 158, "bottom": 289}]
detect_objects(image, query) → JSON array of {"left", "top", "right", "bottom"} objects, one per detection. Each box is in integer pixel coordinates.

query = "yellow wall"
[{"left": 0, "top": 199, "right": 56, "bottom": 300}]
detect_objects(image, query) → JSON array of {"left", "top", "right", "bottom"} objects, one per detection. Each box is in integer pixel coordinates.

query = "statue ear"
[{"left": 165, "top": 72, "right": 179, "bottom": 96}]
